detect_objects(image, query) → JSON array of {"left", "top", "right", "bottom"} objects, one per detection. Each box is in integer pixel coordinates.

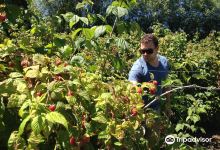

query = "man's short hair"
[{"left": 141, "top": 34, "right": 158, "bottom": 48}]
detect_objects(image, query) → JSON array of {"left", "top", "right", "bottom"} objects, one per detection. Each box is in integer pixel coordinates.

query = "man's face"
[{"left": 140, "top": 42, "right": 158, "bottom": 62}]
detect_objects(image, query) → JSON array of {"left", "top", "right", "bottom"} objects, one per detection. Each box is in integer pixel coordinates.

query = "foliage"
[{"left": 0, "top": 0, "right": 219, "bottom": 149}]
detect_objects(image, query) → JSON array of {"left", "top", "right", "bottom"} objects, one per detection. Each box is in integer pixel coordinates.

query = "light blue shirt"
[{"left": 128, "top": 55, "right": 169, "bottom": 108}]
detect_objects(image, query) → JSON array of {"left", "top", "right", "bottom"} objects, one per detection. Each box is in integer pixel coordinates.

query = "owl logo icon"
[{"left": 165, "top": 135, "right": 175, "bottom": 144}]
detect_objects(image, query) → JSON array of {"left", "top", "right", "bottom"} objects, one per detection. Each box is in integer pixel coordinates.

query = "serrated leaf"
[
  {"left": 95, "top": 25, "right": 106, "bottom": 38},
  {"left": 186, "top": 94, "right": 196, "bottom": 101},
  {"left": 106, "top": 5, "right": 115, "bottom": 16},
  {"left": 9, "top": 72, "right": 23, "bottom": 78},
  {"left": 92, "top": 115, "right": 108, "bottom": 124},
  {"left": 197, "top": 107, "right": 206, "bottom": 114},
  {"left": 76, "top": 2, "right": 85, "bottom": 9},
  {"left": 61, "top": 12, "right": 74, "bottom": 22},
  {"left": 188, "top": 108, "right": 193, "bottom": 116},
  {"left": 15, "top": 80, "right": 27, "bottom": 93},
  {"left": 71, "top": 28, "right": 82, "bottom": 39},
  {"left": 105, "top": 25, "right": 113, "bottom": 33},
  {"left": 80, "top": 17, "right": 89, "bottom": 25},
  {"left": 116, "top": 7, "right": 128, "bottom": 18},
  {"left": 8, "top": 131, "right": 26, "bottom": 149},
  {"left": 19, "top": 115, "right": 31, "bottom": 136},
  {"left": 46, "top": 112, "right": 68, "bottom": 129},
  {"left": 82, "top": 28, "right": 95, "bottom": 40},
  {"left": 28, "top": 131, "right": 44, "bottom": 144},
  {"left": 59, "top": 45, "right": 73, "bottom": 57},
  {"left": 31, "top": 116, "right": 43, "bottom": 135},
  {"left": 191, "top": 115, "right": 200, "bottom": 124},
  {"left": 116, "top": 38, "right": 129, "bottom": 49},
  {"left": 25, "top": 70, "right": 39, "bottom": 78},
  {"left": 69, "top": 15, "right": 80, "bottom": 28},
  {"left": 97, "top": 14, "right": 106, "bottom": 23},
  {"left": 18, "top": 100, "right": 30, "bottom": 118},
  {"left": 175, "top": 123, "right": 184, "bottom": 132}
]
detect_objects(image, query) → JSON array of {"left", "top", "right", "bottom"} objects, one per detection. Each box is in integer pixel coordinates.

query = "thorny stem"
[{"left": 144, "top": 84, "right": 220, "bottom": 109}]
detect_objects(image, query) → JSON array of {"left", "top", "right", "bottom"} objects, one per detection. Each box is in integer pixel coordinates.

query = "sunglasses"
[{"left": 139, "top": 48, "right": 154, "bottom": 54}]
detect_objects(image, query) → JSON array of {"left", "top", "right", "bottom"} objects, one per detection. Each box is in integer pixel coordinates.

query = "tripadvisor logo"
[
  {"left": 165, "top": 135, "right": 212, "bottom": 145},
  {"left": 165, "top": 135, "right": 175, "bottom": 145}
]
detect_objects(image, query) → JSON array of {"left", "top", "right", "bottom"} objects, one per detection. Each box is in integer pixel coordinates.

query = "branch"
[{"left": 144, "top": 84, "right": 220, "bottom": 109}]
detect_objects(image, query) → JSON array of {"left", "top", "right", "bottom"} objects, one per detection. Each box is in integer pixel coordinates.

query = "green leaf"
[
  {"left": 59, "top": 45, "right": 73, "bottom": 57},
  {"left": 105, "top": 25, "right": 113, "bottom": 33},
  {"left": 15, "top": 80, "right": 28, "bottom": 93},
  {"left": 116, "top": 38, "right": 129, "bottom": 49},
  {"left": 191, "top": 115, "right": 200, "bottom": 124},
  {"left": 106, "top": 6, "right": 128, "bottom": 18},
  {"left": 31, "top": 116, "right": 44, "bottom": 135},
  {"left": 106, "top": 6, "right": 115, "bottom": 16},
  {"left": 82, "top": 28, "right": 95, "bottom": 40},
  {"left": 8, "top": 131, "right": 26, "bottom": 149},
  {"left": 76, "top": 2, "right": 85, "bottom": 9},
  {"left": 9, "top": 72, "right": 23, "bottom": 78},
  {"left": 190, "top": 125, "right": 197, "bottom": 132},
  {"left": 80, "top": 17, "right": 89, "bottom": 25},
  {"left": 18, "top": 100, "right": 31, "bottom": 118},
  {"left": 192, "top": 74, "right": 206, "bottom": 80},
  {"left": 114, "top": 141, "right": 122, "bottom": 146},
  {"left": 71, "top": 28, "right": 82, "bottom": 39},
  {"left": 25, "top": 70, "right": 39, "bottom": 78},
  {"left": 200, "top": 127, "right": 206, "bottom": 134},
  {"left": 95, "top": 25, "right": 106, "bottom": 38},
  {"left": 196, "top": 107, "right": 207, "bottom": 114},
  {"left": 69, "top": 15, "right": 80, "bottom": 28},
  {"left": 19, "top": 115, "right": 31, "bottom": 136},
  {"left": 92, "top": 115, "right": 108, "bottom": 124},
  {"left": 186, "top": 94, "right": 196, "bottom": 101},
  {"left": 97, "top": 14, "right": 106, "bottom": 23},
  {"left": 61, "top": 12, "right": 74, "bottom": 22},
  {"left": 175, "top": 123, "right": 184, "bottom": 132},
  {"left": 24, "top": 65, "right": 40, "bottom": 78},
  {"left": 116, "top": 7, "right": 128, "bottom": 18},
  {"left": 188, "top": 108, "right": 193, "bottom": 116},
  {"left": 70, "top": 56, "right": 85, "bottom": 65},
  {"left": 28, "top": 131, "right": 45, "bottom": 144},
  {"left": 46, "top": 112, "right": 68, "bottom": 129}
]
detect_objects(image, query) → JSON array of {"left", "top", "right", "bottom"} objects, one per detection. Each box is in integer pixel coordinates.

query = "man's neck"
[{"left": 146, "top": 56, "right": 159, "bottom": 67}]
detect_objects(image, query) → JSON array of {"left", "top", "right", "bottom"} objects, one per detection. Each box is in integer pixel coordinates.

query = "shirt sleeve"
[{"left": 128, "top": 61, "right": 142, "bottom": 82}]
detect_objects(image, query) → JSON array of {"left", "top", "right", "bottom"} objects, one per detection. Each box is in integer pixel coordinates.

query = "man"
[{"left": 128, "top": 34, "right": 171, "bottom": 115}]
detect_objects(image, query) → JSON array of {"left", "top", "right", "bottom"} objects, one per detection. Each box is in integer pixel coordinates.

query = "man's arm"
[{"left": 128, "top": 61, "right": 142, "bottom": 84}]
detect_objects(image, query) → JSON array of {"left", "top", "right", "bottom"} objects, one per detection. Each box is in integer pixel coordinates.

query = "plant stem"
[{"left": 144, "top": 84, "right": 220, "bottom": 109}]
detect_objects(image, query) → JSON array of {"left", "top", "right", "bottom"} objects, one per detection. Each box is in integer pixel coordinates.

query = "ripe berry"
[
  {"left": 82, "top": 120, "right": 86, "bottom": 129},
  {"left": 69, "top": 136, "right": 75, "bottom": 145},
  {"left": 49, "top": 104, "right": 56, "bottom": 111},
  {"left": 0, "top": 14, "right": 6, "bottom": 22},
  {"left": 149, "top": 87, "right": 156, "bottom": 95},
  {"left": 131, "top": 107, "right": 138, "bottom": 116},
  {"left": 152, "top": 80, "right": 158, "bottom": 86},
  {"left": 136, "top": 87, "right": 142, "bottom": 94},
  {"left": 64, "top": 61, "right": 68, "bottom": 67},
  {"left": 54, "top": 75, "right": 62, "bottom": 81},
  {"left": 67, "top": 90, "right": 73, "bottom": 96},
  {"left": 36, "top": 91, "right": 42, "bottom": 97},
  {"left": 21, "top": 59, "right": 30, "bottom": 68},
  {"left": 55, "top": 58, "right": 62, "bottom": 66},
  {"left": 8, "top": 62, "right": 15, "bottom": 67}
]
